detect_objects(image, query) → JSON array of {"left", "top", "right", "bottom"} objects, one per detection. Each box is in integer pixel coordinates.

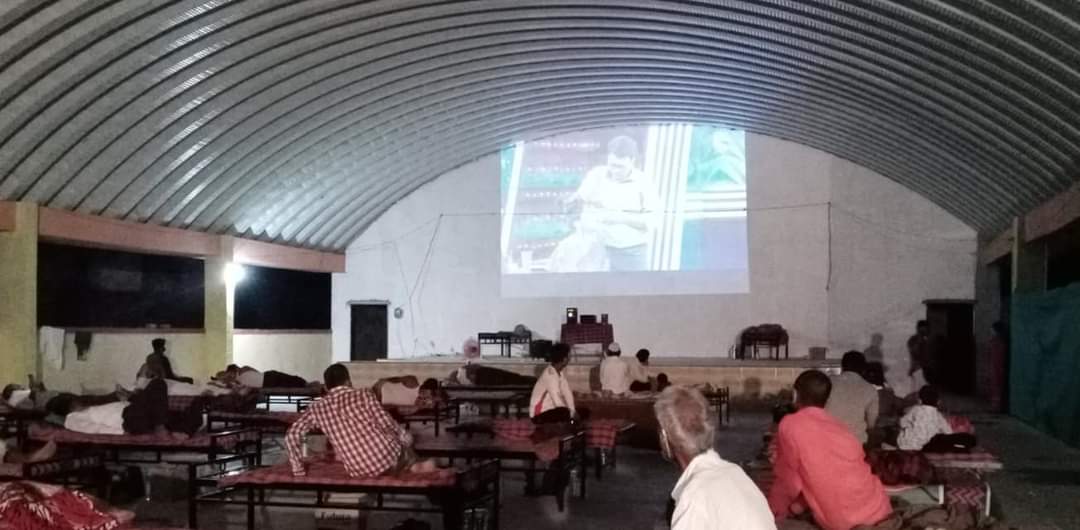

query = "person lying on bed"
[
  {"left": 373, "top": 376, "right": 445, "bottom": 410},
  {"left": 215, "top": 364, "right": 319, "bottom": 390},
  {"left": 3, "top": 375, "right": 59, "bottom": 412},
  {"left": 286, "top": 364, "right": 437, "bottom": 477},
  {"left": 58, "top": 366, "right": 206, "bottom": 438},
  {"left": 0, "top": 401, "right": 59, "bottom": 464}
]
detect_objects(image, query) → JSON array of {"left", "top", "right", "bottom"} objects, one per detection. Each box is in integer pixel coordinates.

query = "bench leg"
[
  {"left": 524, "top": 460, "right": 536, "bottom": 495},
  {"left": 579, "top": 459, "right": 587, "bottom": 499},
  {"left": 247, "top": 487, "right": 255, "bottom": 530},
  {"left": 187, "top": 465, "right": 198, "bottom": 529}
]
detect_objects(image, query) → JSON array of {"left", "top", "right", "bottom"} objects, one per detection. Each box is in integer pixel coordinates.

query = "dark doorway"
[
  {"left": 924, "top": 299, "right": 976, "bottom": 395},
  {"left": 350, "top": 303, "right": 388, "bottom": 361}
]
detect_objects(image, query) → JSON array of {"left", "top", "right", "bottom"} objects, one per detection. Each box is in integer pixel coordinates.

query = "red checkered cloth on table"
[
  {"left": 923, "top": 449, "right": 1003, "bottom": 470},
  {"left": 559, "top": 322, "right": 613, "bottom": 345},
  {"left": 946, "top": 415, "right": 975, "bottom": 434},
  {"left": 936, "top": 468, "right": 990, "bottom": 510},
  {"left": 285, "top": 387, "right": 406, "bottom": 478},
  {"left": 423, "top": 430, "right": 561, "bottom": 462},
  {"left": 219, "top": 455, "right": 456, "bottom": 488},
  {"left": 28, "top": 424, "right": 255, "bottom": 449},
  {"left": 491, "top": 418, "right": 632, "bottom": 449}
]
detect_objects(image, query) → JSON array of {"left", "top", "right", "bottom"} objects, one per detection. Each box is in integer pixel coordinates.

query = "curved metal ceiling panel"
[{"left": 1, "top": 0, "right": 1078, "bottom": 251}]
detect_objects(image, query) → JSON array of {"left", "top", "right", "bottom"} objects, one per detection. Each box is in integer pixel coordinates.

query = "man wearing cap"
[{"left": 599, "top": 342, "right": 632, "bottom": 395}]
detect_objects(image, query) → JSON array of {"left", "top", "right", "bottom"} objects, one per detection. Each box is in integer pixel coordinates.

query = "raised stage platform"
[{"left": 344, "top": 356, "right": 840, "bottom": 397}]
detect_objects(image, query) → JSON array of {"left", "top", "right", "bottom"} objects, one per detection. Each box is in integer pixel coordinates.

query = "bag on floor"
[{"left": 106, "top": 466, "right": 145, "bottom": 505}]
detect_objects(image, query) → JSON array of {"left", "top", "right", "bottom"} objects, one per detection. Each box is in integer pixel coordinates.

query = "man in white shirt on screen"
[
  {"left": 656, "top": 386, "right": 776, "bottom": 530},
  {"left": 570, "top": 135, "right": 659, "bottom": 271},
  {"left": 599, "top": 342, "right": 632, "bottom": 395}
]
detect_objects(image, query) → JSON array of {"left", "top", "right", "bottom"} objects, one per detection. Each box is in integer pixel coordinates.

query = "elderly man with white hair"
[{"left": 654, "top": 386, "right": 776, "bottom": 530}]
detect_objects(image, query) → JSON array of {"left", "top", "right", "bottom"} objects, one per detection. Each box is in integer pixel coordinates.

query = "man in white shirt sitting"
[
  {"left": 530, "top": 343, "right": 577, "bottom": 424},
  {"left": 599, "top": 342, "right": 632, "bottom": 395},
  {"left": 655, "top": 386, "right": 776, "bottom": 530}
]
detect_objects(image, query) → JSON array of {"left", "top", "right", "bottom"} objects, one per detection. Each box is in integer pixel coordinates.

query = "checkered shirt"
[{"left": 286, "top": 386, "right": 405, "bottom": 477}]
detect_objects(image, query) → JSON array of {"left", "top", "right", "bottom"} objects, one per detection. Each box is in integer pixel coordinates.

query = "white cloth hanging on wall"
[{"left": 38, "top": 326, "right": 66, "bottom": 371}]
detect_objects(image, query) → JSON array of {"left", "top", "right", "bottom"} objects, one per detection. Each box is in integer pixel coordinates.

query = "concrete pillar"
[
  {"left": 1011, "top": 217, "right": 1047, "bottom": 294},
  {"left": 203, "top": 237, "right": 235, "bottom": 378},
  {"left": 0, "top": 202, "right": 39, "bottom": 383},
  {"left": 972, "top": 250, "right": 1003, "bottom": 399}
]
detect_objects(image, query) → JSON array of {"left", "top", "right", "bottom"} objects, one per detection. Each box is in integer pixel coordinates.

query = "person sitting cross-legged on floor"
[
  {"left": 285, "top": 364, "right": 437, "bottom": 477},
  {"left": 656, "top": 386, "right": 776, "bottom": 530},
  {"left": 898, "top": 385, "right": 975, "bottom": 453},
  {"left": 768, "top": 370, "right": 891, "bottom": 530}
]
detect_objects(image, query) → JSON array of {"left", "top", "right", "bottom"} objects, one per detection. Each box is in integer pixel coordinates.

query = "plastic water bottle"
[
  {"left": 301, "top": 433, "right": 309, "bottom": 458},
  {"left": 569, "top": 468, "right": 580, "bottom": 496}
]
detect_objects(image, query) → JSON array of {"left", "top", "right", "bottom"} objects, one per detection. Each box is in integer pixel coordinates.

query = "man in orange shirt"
[{"left": 768, "top": 370, "right": 891, "bottom": 530}]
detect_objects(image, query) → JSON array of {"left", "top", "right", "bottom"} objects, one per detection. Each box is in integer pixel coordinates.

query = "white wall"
[
  {"left": 233, "top": 331, "right": 331, "bottom": 382},
  {"left": 333, "top": 133, "right": 977, "bottom": 391},
  {"left": 42, "top": 330, "right": 332, "bottom": 393},
  {"left": 826, "top": 157, "right": 977, "bottom": 394},
  {"left": 43, "top": 331, "right": 204, "bottom": 394}
]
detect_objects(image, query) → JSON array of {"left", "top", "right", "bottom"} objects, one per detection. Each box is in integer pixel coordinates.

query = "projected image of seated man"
[{"left": 560, "top": 135, "right": 658, "bottom": 272}]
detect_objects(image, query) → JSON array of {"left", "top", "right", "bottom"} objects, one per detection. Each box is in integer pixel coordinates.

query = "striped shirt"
[{"left": 286, "top": 386, "right": 404, "bottom": 477}]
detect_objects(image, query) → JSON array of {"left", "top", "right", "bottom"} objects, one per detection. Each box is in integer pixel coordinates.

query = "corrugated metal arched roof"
[{"left": 0, "top": 1, "right": 1077, "bottom": 250}]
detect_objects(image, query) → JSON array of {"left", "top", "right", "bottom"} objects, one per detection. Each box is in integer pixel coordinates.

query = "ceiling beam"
[
  {"left": 1023, "top": 180, "right": 1080, "bottom": 243},
  {"left": 29, "top": 204, "right": 344, "bottom": 273},
  {"left": 232, "top": 237, "right": 345, "bottom": 274},
  {"left": 0, "top": 201, "right": 14, "bottom": 232}
]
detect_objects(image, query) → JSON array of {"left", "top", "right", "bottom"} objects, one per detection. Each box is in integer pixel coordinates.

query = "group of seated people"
[
  {"left": 6, "top": 337, "right": 990, "bottom": 530},
  {"left": 599, "top": 343, "right": 671, "bottom": 394},
  {"left": 824, "top": 350, "right": 975, "bottom": 453}
]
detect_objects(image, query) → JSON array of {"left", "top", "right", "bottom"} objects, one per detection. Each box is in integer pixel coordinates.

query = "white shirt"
[
  {"left": 897, "top": 404, "right": 953, "bottom": 450},
  {"left": 627, "top": 359, "right": 650, "bottom": 384},
  {"left": 237, "top": 369, "right": 265, "bottom": 388},
  {"left": 64, "top": 402, "right": 128, "bottom": 435},
  {"left": 577, "top": 167, "right": 658, "bottom": 248},
  {"left": 599, "top": 356, "right": 632, "bottom": 394},
  {"left": 671, "top": 450, "right": 777, "bottom": 530},
  {"left": 529, "top": 365, "right": 575, "bottom": 417}
]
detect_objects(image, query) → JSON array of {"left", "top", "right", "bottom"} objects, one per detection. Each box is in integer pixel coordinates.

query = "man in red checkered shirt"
[{"left": 286, "top": 364, "right": 435, "bottom": 477}]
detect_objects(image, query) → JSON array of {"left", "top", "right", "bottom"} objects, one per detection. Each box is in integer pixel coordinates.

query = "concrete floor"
[{"left": 125, "top": 409, "right": 1079, "bottom": 530}]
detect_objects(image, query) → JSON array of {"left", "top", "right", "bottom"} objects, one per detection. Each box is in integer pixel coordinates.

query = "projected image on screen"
[{"left": 500, "top": 124, "right": 749, "bottom": 297}]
